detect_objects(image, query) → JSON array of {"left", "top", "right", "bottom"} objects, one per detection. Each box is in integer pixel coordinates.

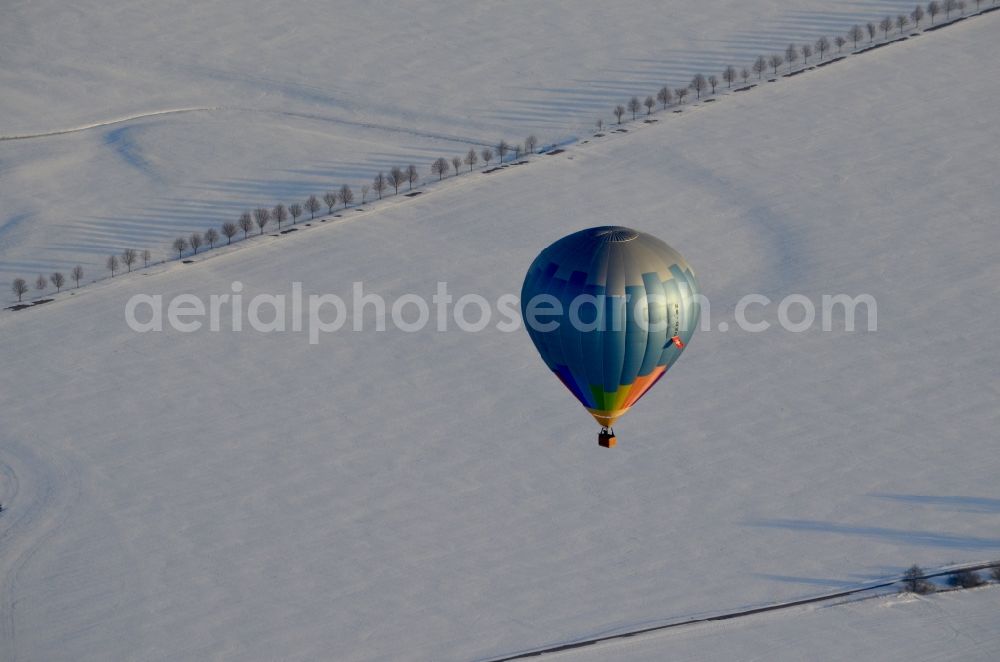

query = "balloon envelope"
[{"left": 520, "top": 226, "right": 699, "bottom": 427}]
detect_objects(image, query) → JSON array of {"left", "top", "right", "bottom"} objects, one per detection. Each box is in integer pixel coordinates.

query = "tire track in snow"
[
  {"left": 0, "top": 107, "right": 220, "bottom": 141},
  {"left": 0, "top": 441, "right": 80, "bottom": 662}
]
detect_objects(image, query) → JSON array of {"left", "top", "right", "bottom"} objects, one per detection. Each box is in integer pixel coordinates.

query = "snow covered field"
[
  {"left": 1, "top": 0, "right": 947, "bottom": 284},
  {"left": 567, "top": 588, "right": 1000, "bottom": 661},
  {"left": 1, "top": 4, "right": 999, "bottom": 662}
]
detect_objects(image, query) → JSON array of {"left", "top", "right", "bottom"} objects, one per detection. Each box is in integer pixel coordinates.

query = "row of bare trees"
[
  {"left": 164, "top": 136, "right": 543, "bottom": 261},
  {"left": 430, "top": 135, "right": 540, "bottom": 181},
  {"left": 104, "top": 248, "right": 152, "bottom": 277},
  {"left": 11, "top": 133, "right": 549, "bottom": 300},
  {"left": 902, "top": 564, "right": 1000, "bottom": 594},
  {"left": 601, "top": 1, "right": 990, "bottom": 129},
  {"left": 12, "top": 248, "right": 152, "bottom": 299},
  {"left": 15, "top": 0, "right": 991, "bottom": 303},
  {"left": 10, "top": 265, "right": 86, "bottom": 301}
]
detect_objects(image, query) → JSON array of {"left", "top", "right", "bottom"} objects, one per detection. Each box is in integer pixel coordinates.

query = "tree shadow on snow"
[
  {"left": 745, "top": 518, "right": 1000, "bottom": 550},
  {"left": 492, "top": 3, "right": 927, "bottom": 130},
  {"left": 869, "top": 494, "right": 1000, "bottom": 514}
]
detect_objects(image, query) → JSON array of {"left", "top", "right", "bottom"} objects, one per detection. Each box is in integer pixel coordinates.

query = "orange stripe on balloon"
[{"left": 622, "top": 365, "right": 667, "bottom": 409}]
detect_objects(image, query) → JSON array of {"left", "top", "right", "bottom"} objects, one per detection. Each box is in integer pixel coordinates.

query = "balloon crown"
[{"left": 592, "top": 226, "right": 639, "bottom": 242}]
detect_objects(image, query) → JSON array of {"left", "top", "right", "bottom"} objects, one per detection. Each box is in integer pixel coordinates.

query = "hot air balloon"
[{"left": 520, "top": 226, "right": 699, "bottom": 447}]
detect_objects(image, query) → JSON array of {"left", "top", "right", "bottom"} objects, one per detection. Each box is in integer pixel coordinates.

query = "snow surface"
[
  {"left": 565, "top": 588, "right": 1000, "bottom": 661},
  {"left": 0, "top": 0, "right": 949, "bottom": 284},
  {"left": 1, "top": 7, "right": 999, "bottom": 662}
]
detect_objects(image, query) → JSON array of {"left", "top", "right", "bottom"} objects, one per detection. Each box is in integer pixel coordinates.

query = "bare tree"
[
  {"left": 373, "top": 171, "right": 387, "bottom": 199},
  {"left": 943, "top": 0, "right": 957, "bottom": 17},
  {"left": 142, "top": 249, "right": 151, "bottom": 267},
  {"left": 897, "top": 14, "right": 909, "bottom": 32},
  {"left": 613, "top": 104, "right": 626, "bottom": 123},
  {"left": 879, "top": 16, "right": 893, "bottom": 39},
  {"left": 107, "top": 254, "right": 119, "bottom": 276},
  {"left": 512, "top": 143, "right": 521, "bottom": 160},
  {"left": 753, "top": 55, "right": 767, "bottom": 79},
  {"left": 643, "top": 95, "right": 655, "bottom": 114},
  {"left": 289, "top": 203, "right": 302, "bottom": 224},
  {"left": 204, "top": 227, "right": 219, "bottom": 248},
  {"left": 254, "top": 207, "right": 270, "bottom": 234},
  {"left": 497, "top": 139, "right": 510, "bottom": 163},
  {"left": 687, "top": 74, "right": 705, "bottom": 99},
  {"left": 272, "top": 204, "right": 288, "bottom": 230},
  {"left": 657, "top": 86, "right": 672, "bottom": 109},
  {"left": 928, "top": 1, "right": 940, "bottom": 24},
  {"left": 707, "top": 75, "right": 719, "bottom": 94},
  {"left": 627, "top": 95, "right": 641, "bottom": 119},
  {"left": 72, "top": 266, "right": 84, "bottom": 288},
  {"left": 816, "top": 36, "right": 830, "bottom": 59},
  {"left": 902, "top": 565, "right": 933, "bottom": 594},
  {"left": 451, "top": 156, "right": 462, "bottom": 174},
  {"left": 912, "top": 4, "right": 925, "bottom": 26},
  {"left": 431, "top": 156, "right": 450, "bottom": 180},
  {"left": 12, "top": 278, "right": 28, "bottom": 302},
  {"left": 239, "top": 211, "right": 254, "bottom": 238},
  {"left": 867, "top": 21, "right": 877, "bottom": 42},
  {"left": 51, "top": 272, "right": 65, "bottom": 292},
  {"left": 172, "top": 237, "right": 188, "bottom": 259},
  {"left": 740, "top": 67, "right": 750, "bottom": 84},
  {"left": 785, "top": 44, "right": 798, "bottom": 70},
  {"left": 948, "top": 570, "right": 984, "bottom": 588},
  {"left": 463, "top": 148, "right": 478, "bottom": 172},
  {"left": 769, "top": 53, "right": 784, "bottom": 75},
  {"left": 835, "top": 35, "right": 846, "bottom": 52},
  {"left": 35, "top": 274, "right": 47, "bottom": 293},
  {"left": 407, "top": 164, "right": 419, "bottom": 189},
  {"left": 189, "top": 232, "right": 203, "bottom": 254},
  {"left": 323, "top": 192, "right": 337, "bottom": 214},
  {"left": 121, "top": 247, "right": 137, "bottom": 272},
  {"left": 674, "top": 87, "right": 689, "bottom": 104},
  {"left": 306, "top": 195, "right": 321, "bottom": 219},
  {"left": 338, "top": 184, "right": 354, "bottom": 208},
  {"left": 361, "top": 184, "right": 370, "bottom": 204},
  {"left": 848, "top": 25, "right": 864, "bottom": 48},
  {"left": 222, "top": 221, "right": 238, "bottom": 244},
  {"left": 723, "top": 65, "right": 736, "bottom": 88},
  {"left": 801, "top": 43, "right": 812, "bottom": 64},
  {"left": 595, "top": 118, "right": 604, "bottom": 132},
  {"left": 389, "top": 165, "right": 406, "bottom": 192},
  {"left": 524, "top": 135, "right": 538, "bottom": 154}
]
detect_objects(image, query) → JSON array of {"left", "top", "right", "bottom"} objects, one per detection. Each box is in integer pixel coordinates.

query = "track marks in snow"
[
  {"left": 0, "top": 107, "right": 219, "bottom": 142},
  {"left": 0, "top": 441, "right": 79, "bottom": 661}
]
